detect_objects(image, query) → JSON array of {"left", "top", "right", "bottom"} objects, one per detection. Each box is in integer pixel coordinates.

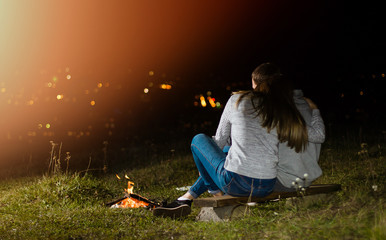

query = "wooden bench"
[{"left": 193, "top": 184, "right": 341, "bottom": 222}]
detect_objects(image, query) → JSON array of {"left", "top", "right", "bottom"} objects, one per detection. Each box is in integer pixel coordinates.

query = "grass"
[{"left": 0, "top": 139, "right": 385, "bottom": 239}]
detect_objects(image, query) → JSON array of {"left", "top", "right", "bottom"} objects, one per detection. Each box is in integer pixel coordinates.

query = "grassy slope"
[{"left": 0, "top": 144, "right": 385, "bottom": 240}]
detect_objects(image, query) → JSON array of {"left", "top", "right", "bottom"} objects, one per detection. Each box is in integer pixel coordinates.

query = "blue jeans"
[{"left": 188, "top": 134, "right": 276, "bottom": 198}]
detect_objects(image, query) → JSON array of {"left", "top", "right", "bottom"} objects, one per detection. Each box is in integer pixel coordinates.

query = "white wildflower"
[
  {"left": 295, "top": 178, "right": 301, "bottom": 182},
  {"left": 303, "top": 173, "right": 308, "bottom": 179},
  {"left": 372, "top": 185, "right": 378, "bottom": 192}
]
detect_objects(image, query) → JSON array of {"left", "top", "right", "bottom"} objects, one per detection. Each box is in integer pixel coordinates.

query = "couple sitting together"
[{"left": 153, "top": 62, "right": 325, "bottom": 218}]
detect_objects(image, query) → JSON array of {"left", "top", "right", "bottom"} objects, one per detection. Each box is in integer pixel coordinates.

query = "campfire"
[{"left": 106, "top": 175, "right": 161, "bottom": 209}]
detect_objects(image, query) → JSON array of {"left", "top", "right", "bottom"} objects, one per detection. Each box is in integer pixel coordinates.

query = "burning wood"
[{"left": 106, "top": 175, "right": 161, "bottom": 209}]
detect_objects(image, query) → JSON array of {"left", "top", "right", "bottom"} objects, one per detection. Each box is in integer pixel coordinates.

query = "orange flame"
[
  {"left": 117, "top": 196, "right": 150, "bottom": 208},
  {"left": 111, "top": 176, "right": 151, "bottom": 208},
  {"left": 126, "top": 181, "right": 134, "bottom": 195}
]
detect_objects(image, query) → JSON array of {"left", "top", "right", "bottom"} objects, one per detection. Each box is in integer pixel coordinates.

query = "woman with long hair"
[{"left": 153, "top": 62, "right": 325, "bottom": 218}]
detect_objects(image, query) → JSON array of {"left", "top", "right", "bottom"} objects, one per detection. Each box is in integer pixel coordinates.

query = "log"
[{"left": 194, "top": 184, "right": 341, "bottom": 208}]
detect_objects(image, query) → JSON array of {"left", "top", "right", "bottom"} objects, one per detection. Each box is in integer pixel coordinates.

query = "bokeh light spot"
[
  {"left": 57, "top": 94, "right": 64, "bottom": 100},
  {"left": 149, "top": 70, "right": 154, "bottom": 76},
  {"left": 46, "top": 123, "right": 51, "bottom": 129},
  {"left": 160, "top": 84, "right": 172, "bottom": 90},
  {"left": 90, "top": 100, "right": 96, "bottom": 106},
  {"left": 66, "top": 74, "right": 71, "bottom": 80},
  {"left": 200, "top": 95, "right": 207, "bottom": 107},
  {"left": 144, "top": 88, "right": 149, "bottom": 93}
]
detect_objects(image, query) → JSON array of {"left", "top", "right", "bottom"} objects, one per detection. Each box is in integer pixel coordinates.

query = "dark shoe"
[{"left": 152, "top": 199, "right": 192, "bottom": 218}]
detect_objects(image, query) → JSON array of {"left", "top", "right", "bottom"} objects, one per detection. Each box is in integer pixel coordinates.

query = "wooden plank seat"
[{"left": 193, "top": 184, "right": 341, "bottom": 221}]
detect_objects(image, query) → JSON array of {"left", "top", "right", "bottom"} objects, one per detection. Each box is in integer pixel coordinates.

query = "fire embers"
[
  {"left": 110, "top": 193, "right": 161, "bottom": 209},
  {"left": 107, "top": 175, "right": 161, "bottom": 209}
]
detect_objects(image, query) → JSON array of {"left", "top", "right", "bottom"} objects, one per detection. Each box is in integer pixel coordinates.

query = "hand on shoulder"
[{"left": 304, "top": 97, "right": 318, "bottom": 110}]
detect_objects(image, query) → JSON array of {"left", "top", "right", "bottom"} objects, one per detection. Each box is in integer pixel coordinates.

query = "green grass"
[{"left": 0, "top": 143, "right": 385, "bottom": 239}]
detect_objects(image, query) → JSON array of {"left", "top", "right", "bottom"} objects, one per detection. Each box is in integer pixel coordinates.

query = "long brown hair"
[{"left": 236, "top": 63, "right": 308, "bottom": 152}]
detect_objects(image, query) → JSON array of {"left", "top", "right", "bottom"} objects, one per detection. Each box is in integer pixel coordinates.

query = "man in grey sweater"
[{"left": 273, "top": 89, "right": 325, "bottom": 191}]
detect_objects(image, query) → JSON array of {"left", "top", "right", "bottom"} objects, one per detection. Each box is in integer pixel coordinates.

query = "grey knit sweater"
[
  {"left": 213, "top": 93, "right": 325, "bottom": 179},
  {"left": 276, "top": 90, "right": 325, "bottom": 189}
]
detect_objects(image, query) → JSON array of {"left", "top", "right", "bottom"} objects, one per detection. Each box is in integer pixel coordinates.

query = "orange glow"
[
  {"left": 27, "top": 131, "right": 37, "bottom": 137},
  {"left": 160, "top": 84, "right": 172, "bottom": 90},
  {"left": 207, "top": 96, "right": 216, "bottom": 108},
  {"left": 200, "top": 95, "right": 207, "bottom": 107},
  {"left": 0, "top": 0, "right": 266, "bottom": 168},
  {"left": 126, "top": 181, "right": 134, "bottom": 194},
  {"left": 116, "top": 196, "right": 150, "bottom": 208}
]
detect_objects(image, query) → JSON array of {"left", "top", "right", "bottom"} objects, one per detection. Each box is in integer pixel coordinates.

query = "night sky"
[
  {"left": 1, "top": 1, "right": 384, "bottom": 85},
  {"left": 0, "top": 1, "right": 385, "bottom": 169}
]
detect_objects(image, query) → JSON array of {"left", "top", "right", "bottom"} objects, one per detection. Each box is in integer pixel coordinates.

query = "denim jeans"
[{"left": 188, "top": 133, "right": 276, "bottom": 198}]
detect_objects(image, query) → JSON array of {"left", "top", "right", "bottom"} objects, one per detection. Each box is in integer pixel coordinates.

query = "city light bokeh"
[{"left": 0, "top": 1, "right": 385, "bottom": 177}]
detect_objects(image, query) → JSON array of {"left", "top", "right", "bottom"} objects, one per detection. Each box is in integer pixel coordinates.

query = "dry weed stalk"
[{"left": 48, "top": 141, "right": 70, "bottom": 175}]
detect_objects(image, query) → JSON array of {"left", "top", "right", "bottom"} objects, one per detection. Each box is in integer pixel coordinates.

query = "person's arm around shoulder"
[{"left": 304, "top": 97, "right": 325, "bottom": 143}]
